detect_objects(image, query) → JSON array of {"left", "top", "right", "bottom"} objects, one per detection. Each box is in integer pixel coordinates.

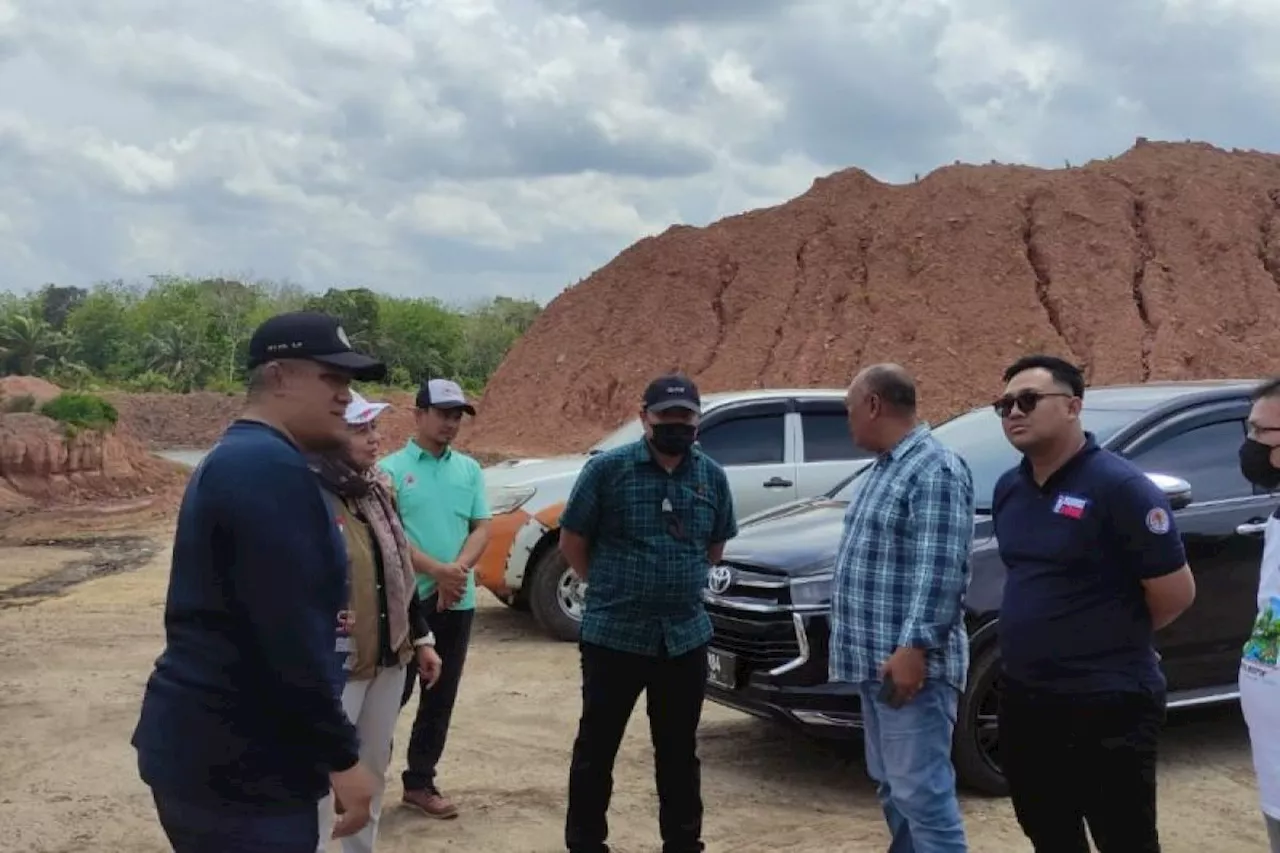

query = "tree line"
[{"left": 0, "top": 277, "right": 542, "bottom": 394}]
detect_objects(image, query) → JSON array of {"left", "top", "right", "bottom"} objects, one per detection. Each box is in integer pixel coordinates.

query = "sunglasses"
[
  {"left": 992, "top": 390, "right": 1073, "bottom": 418},
  {"left": 660, "top": 496, "right": 690, "bottom": 541}
]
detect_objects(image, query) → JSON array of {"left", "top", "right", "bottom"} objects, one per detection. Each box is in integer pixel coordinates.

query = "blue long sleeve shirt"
[{"left": 131, "top": 420, "right": 359, "bottom": 811}]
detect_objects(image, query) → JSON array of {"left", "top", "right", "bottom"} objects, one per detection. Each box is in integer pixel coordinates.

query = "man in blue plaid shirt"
[
  {"left": 831, "top": 364, "right": 975, "bottom": 853},
  {"left": 558, "top": 373, "right": 737, "bottom": 853}
]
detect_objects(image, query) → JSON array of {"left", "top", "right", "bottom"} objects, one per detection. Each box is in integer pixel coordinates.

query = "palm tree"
[{"left": 0, "top": 312, "right": 64, "bottom": 375}]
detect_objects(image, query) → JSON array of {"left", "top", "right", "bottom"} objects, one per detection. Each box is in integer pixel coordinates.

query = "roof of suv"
[
  {"left": 701, "top": 380, "right": 1263, "bottom": 412},
  {"left": 1075, "top": 379, "right": 1261, "bottom": 413}
]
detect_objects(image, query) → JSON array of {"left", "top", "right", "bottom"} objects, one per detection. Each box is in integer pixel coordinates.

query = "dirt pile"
[
  {"left": 0, "top": 412, "right": 188, "bottom": 513},
  {"left": 467, "top": 139, "right": 1280, "bottom": 456},
  {"left": 109, "top": 388, "right": 505, "bottom": 464},
  {"left": 107, "top": 391, "right": 245, "bottom": 450},
  {"left": 0, "top": 376, "right": 61, "bottom": 407}
]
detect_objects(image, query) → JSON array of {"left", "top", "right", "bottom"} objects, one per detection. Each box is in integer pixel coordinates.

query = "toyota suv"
[
  {"left": 476, "top": 389, "right": 877, "bottom": 641},
  {"left": 702, "top": 380, "right": 1269, "bottom": 795}
]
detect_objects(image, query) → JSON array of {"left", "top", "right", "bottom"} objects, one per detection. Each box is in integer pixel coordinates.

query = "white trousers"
[{"left": 317, "top": 663, "right": 408, "bottom": 853}]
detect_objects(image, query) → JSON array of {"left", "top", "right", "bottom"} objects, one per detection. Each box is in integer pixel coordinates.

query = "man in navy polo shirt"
[
  {"left": 132, "top": 311, "right": 386, "bottom": 853},
  {"left": 991, "top": 354, "right": 1197, "bottom": 853}
]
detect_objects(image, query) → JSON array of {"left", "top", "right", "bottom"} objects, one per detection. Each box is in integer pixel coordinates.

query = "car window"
[
  {"left": 697, "top": 414, "right": 785, "bottom": 466},
  {"left": 1129, "top": 419, "right": 1251, "bottom": 503},
  {"left": 801, "top": 412, "right": 868, "bottom": 461},
  {"left": 829, "top": 405, "right": 1141, "bottom": 510}
]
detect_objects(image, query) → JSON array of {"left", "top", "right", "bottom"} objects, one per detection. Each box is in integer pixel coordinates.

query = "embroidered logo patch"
[
  {"left": 1053, "top": 493, "right": 1089, "bottom": 519},
  {"left": 1145, "top": 506, "right": 1171, "bottom": 534}
]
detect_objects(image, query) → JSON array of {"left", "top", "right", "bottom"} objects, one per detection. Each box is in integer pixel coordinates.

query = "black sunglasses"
[{"left": 992, "top": 390, "right": 1073, "bottom": 418}]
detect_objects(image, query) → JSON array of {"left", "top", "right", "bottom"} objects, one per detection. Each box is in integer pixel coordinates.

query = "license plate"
[{"left": 707, "top": 648, "right": 737, "bottom": 689}]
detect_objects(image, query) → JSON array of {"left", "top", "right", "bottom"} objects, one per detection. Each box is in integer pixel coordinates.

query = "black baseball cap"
[
  {"left": 246, "top": 311, "right": 386, "bottom": 381},
  {"left": 643, "top": 373, "right": 701, "bottom": 414}
]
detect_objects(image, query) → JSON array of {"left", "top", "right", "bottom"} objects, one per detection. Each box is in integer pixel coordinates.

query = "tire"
[
  {"left": 527, "top": 547, "right": 584, "bottom": 642},
  {"left": 953, "top": 641, "right": 1010, "bottom": 797}
]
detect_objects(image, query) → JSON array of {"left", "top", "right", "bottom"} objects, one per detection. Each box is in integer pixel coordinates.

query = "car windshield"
[
  {"left": 828, "top": 405, "right": 1141, "bottom": 511},
  {"left": 588, "top": 418, "right": 645, "bottom": 454}
]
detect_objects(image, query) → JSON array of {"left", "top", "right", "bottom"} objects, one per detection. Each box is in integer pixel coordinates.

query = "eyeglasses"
[{"left": 992, "top": 390, "right": 1073, "bottom": 418}]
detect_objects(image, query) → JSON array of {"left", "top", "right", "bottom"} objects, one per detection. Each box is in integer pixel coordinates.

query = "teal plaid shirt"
[{"left": 560, "top": 439, "right": 738, "bottom": 656}]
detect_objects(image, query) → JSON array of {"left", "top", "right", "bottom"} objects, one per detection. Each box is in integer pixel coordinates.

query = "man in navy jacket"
[{"left": 132, "top": 311, "right": 387, "bottom": 852}]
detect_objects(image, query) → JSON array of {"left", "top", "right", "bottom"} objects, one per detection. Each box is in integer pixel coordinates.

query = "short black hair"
[
  {"left": 1252, "top": 377, "right": 1280, "bottom": 401},
  {"left": 861, "top": 364, "right": 917, "bottom": 412},
  {"left": 1002, "top": 354, "right": 1085, "bottom": 398}
]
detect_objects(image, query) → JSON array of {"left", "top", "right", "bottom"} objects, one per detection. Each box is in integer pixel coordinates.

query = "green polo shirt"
[{"left": 377, "top": 440, "right": 491, "bottom": 611}]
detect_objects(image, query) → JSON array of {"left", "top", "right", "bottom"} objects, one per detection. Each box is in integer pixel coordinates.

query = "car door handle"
[
  {"left": 763, "top": 477, "right": 793, "bottom": 488},
  {"left": 1237, "top": 521, "right": 1269, "bottom": 535}
]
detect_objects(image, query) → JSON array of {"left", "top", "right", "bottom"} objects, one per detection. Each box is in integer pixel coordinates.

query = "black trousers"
[
  {"left": 565, "top": 641, "right": 708, "bottom": 853},
  {"left": 400, "top": 605, "right": 474, "bottom": 792},
  {"left": 999, "top": 677, "right": 1166, "bottom": 853}
]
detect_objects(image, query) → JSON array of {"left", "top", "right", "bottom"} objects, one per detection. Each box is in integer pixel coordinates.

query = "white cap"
[
  {"left": 417, "top": 378, "right": 476, "bottom": 415},
  {"left": 345, "top": 390, "right": 390, "bottom": 425}
]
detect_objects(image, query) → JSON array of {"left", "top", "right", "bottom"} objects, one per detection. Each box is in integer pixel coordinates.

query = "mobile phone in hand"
[{"left": 879, "top": 673, "right": 907, "bottom": 709}]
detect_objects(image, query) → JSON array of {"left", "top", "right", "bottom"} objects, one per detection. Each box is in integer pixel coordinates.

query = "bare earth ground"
[{"left": 0, "top": 509, "right": 1270, "bottom": 853}]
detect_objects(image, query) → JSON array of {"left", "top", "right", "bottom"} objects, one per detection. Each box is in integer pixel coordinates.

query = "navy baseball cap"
[
  {"left": 246, "top": 311, "right": 386, "bottom": 381},
  {"left": 643, "top": 373, "right": 701, "bottom": 414}
]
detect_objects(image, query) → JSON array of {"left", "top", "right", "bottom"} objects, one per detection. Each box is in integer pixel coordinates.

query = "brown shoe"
[{"left": 402, "top": 787, "right": 459, "bottom": 819}]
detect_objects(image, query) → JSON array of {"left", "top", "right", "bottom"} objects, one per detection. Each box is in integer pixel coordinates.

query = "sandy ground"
[{"left": 0, "top": 508, "right": 1271, "bottom": 853}]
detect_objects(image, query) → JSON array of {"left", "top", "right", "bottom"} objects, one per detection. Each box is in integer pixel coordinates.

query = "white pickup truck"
[{"left": 473, "top": 388, "right": 876, "bottom": 642}]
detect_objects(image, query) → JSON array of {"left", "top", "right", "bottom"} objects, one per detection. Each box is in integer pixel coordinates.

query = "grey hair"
[{"left": 856, "top": 363, "right": 917, "bottom": 413}]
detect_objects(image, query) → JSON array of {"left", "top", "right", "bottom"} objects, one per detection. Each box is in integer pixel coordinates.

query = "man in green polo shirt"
[{"left": 378, "top": 378, "right": 491, "bottom": 820}]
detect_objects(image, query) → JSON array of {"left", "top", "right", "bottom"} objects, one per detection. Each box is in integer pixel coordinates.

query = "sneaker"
[{"left": 402, "top": 787, "right": 459, "bottom": 819}]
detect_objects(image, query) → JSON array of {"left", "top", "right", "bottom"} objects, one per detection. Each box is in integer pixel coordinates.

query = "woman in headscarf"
[{"left": 312, "top": 390, "right": 442, "bottom": 853}]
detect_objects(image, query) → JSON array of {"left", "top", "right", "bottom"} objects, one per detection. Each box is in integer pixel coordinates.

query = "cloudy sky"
[{"left": 0, "top": 0, "right": 1276, "bottom": 305}]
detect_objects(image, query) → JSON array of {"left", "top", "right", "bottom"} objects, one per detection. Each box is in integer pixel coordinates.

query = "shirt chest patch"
[{"left": 1052, "top": 492, "right": 1089, "bottom": 520}]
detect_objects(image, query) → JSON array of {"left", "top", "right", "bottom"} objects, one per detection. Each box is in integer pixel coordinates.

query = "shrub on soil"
[
  {"left": 39, "top": 392, "right": 119, "bottom": 431},
  {"left": 1, "top": 393, "right": 37, "bottom": 414}
]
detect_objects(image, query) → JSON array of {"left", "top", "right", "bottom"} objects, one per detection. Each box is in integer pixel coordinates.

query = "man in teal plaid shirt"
[
  {"left": 558, "top": 373, "right": 737, "bottom": 853},
  {"left": 831, "top": 363, "right": 975, "bottom": 853}
]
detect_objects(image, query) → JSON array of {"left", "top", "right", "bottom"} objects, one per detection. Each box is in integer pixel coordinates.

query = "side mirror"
[{"left": 1146, "top": 473, "right": 1193, "bottom": 511}]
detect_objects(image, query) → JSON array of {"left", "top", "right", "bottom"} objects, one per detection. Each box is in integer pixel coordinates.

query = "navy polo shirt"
[{"left": 992, "top": 434, "right": 1187, "bottom": 695}]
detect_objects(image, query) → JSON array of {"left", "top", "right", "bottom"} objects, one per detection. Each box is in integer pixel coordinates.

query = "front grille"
[{"left": 707, "top": 607, "right": 800, "bottom": 666}]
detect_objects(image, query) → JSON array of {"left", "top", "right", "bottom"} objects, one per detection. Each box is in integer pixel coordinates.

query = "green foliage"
[
  {"left": 39, "top": 392, "right": 119, "bottom": 431},
  {"left": 0, "top": 277, "right": 543, "bottom": 394}
]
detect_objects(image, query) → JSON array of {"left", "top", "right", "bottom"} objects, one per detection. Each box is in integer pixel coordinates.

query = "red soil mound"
[
  {"left": 468, "top": 139, "right": 1280, "bottom": 456},
  {"left": 0, "top": 376, "right": 61, "bottom": 406},
  {"left": 0, "top": 413, "right": 187, "bottom": 514}
]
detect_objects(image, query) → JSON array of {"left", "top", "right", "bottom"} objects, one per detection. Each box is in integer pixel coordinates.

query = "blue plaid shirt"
[
  {"left": 560, "top": 439, "right": 737, "bottom": 656},
  {"left": 829, "top": 424, "right": 976, "bottom": 691}
]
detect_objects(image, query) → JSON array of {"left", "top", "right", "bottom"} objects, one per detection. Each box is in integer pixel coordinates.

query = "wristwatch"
[{"left": 413, "top": 632, "right": 436, "bottom": 648}]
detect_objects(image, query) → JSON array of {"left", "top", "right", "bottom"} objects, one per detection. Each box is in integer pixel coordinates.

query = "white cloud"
[{"left": 0, "top": 0, "right": 1278, "bottom": 301}]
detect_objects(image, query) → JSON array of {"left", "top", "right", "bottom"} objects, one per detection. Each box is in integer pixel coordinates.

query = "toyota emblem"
[{"left": 707, "top": 565, "right": 733, "bottom": 594}]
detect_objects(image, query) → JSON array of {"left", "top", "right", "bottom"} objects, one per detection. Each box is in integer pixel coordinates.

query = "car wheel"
[
  {"left": 953, "top": 642, "right": 1009, "bottom": 797},
  {"left": 527, "top": 547, "right": 583, "bottom": 642}
]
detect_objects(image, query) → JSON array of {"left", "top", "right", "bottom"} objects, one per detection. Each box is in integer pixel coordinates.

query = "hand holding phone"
[{"left": 878, "top": 672, "right": 908, "bottom": 709}]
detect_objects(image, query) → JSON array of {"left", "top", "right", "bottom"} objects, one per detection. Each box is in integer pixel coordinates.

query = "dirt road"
[{"left": 0, "top": 512, "right": 1270, "bottom": 852}]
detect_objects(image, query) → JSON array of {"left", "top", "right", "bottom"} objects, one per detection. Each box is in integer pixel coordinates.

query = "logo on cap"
[{"left": 336, "top": 326, "right": 351, "bottom": 348}]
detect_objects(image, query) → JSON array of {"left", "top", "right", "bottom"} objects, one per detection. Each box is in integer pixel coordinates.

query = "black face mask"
[
  {"left": 1240, "top": 438, "right": 1280, "bottom": 490},
  {"left": 650, "top": 423, "right": 697, "bottom": 456}
]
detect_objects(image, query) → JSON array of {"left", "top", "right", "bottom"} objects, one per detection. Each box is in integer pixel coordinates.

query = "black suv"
[{"left": 703, "top": 380, "right": 1271, "bottom": 796}]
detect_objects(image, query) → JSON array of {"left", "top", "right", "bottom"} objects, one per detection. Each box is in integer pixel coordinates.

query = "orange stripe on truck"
[
  {"left": 475, "top": 508, "right": 530, "bottom": 597},
  {"left": 533, "top": 503, "right": 565, "bottom": 528}
]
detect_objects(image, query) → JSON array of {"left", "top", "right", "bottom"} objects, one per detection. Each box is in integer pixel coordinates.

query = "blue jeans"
[
  {"left": 857, "top": 679, "right": 968, "bottom": 853},
  {"left": 151, "top": 789, "right": 320, "bottom": 853}
]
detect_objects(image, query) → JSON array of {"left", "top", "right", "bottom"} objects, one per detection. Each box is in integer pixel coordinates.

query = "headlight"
[
  {"left": 487, "top": 484, "right": 536, "bottom": 515},
  {"left": 789, "top": 572, "right": 834, "bottom": 607}
]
